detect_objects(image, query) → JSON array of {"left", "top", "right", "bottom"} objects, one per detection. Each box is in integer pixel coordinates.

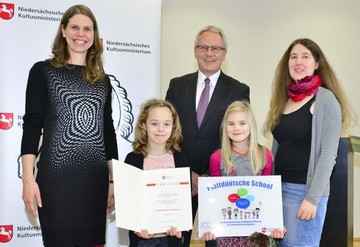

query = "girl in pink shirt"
[{"left": 202, "top": 101, "right": 285, "bottom": 247}]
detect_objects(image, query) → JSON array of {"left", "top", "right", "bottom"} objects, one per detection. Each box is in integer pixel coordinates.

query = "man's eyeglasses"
[{"left": 195, "top": 45, "right": 226, "bottom": 54}]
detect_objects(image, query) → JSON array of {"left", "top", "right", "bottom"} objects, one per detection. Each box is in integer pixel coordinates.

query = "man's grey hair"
[{"left": 194, "top": 25, "right": 227, "bottom": 49}]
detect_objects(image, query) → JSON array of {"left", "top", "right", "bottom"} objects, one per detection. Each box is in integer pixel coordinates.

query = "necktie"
[{"left": 197, "top": 78, "right": 210, "bottom": 127}]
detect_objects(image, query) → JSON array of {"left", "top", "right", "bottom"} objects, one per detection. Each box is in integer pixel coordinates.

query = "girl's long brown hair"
[{"left": 132, "top": 99, "right": 183, "bottom": 157}]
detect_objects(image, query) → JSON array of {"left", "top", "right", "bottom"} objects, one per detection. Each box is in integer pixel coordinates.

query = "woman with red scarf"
[{"left": 263, "top": 38, "right": 352, "bottom": 247}]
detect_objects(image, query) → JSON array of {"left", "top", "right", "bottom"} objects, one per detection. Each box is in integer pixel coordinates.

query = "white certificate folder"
[
  {"left": 112, "top": 159, "right": 193, "bottom": 234},
  {"left": 198, "top": 175, "right": 283, "bottom": 237}
]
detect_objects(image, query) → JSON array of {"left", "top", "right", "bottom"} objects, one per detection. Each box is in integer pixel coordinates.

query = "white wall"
[{"left": 161, "top": 0, "right": 360, "bottom": 238}]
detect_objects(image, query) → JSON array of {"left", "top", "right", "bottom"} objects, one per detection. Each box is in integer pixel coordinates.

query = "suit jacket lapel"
[{"left": 185, "top": 72, "right": 198, "bottom": 127}]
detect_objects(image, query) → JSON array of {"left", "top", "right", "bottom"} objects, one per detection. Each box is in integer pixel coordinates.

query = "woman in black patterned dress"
[{"left": 21, "top": 5, "right": 118, "bottom": 247}]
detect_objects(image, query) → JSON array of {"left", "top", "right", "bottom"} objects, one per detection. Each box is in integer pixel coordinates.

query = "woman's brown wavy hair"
[
  {"left": 49, "top": 4, "right": 105, "bottom": 84},
  {"left": 263, "top": 38, "right": 354, "bottom": 136}
]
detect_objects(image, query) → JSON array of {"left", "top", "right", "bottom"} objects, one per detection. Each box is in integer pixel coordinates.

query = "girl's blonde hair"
[
  {"left": 132, "top": 99, "right": 183, "bottom": 157},
  {"left": 221, "top": 101, "right": 266, "bottom": 175}
]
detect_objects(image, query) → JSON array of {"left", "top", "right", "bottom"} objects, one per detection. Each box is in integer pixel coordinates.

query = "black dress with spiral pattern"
[{"left": 21, "top": 61, "right": 118, "bottom": 246}]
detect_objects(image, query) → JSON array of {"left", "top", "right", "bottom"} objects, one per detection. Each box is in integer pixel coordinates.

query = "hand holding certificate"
[
  {"left": 112, "top": 159, "right": 193, "bottom": 234},
  {"left": 198, "top": 175, "right": 283, "bottom": 237}
]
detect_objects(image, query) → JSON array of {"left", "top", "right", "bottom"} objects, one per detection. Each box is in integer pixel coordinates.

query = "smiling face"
[
  {"left": 62, "top": 14, "right": 94, "bottom": 64},
  {"left": 194, "top": 31, "right": 227, "bottom": 77},
  {"left": 226, "top": 111, "right": 250, "bottom": 147},
  {"left": 288, "top": 44, "right": 319, "bottom": 81},
  {"left": 145, "top": 106, "right": 173, "bottom": 149}
]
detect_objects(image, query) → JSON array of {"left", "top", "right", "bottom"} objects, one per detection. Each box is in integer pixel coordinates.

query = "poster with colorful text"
[{"left": 198, "top": 175, "right": 283, "bottom": 237}]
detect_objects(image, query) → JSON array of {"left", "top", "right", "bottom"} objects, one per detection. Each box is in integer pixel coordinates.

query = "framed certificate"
[
  {"left": 198, "top": 175, "right": 283, "bottom": 237},
  {"left": 112, "top": 159, "right": 193, "bottom": 234}
]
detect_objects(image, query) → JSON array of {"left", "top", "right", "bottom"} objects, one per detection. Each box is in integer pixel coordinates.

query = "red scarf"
[{"left": 288, "top": 74, "right": 323, "bottom": 102}]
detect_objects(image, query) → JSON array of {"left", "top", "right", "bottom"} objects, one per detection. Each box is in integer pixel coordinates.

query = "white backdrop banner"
[{"left": 0, "top": 1, "right": 161, "bottom": 246}]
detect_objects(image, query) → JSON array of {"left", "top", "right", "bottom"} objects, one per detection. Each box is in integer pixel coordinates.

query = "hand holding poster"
[
  {"left": 112, "top": 159, "right": 192, "bottom": 234},
  {"left": 198, "top": 175, "right": 283, "bottom": 237}
]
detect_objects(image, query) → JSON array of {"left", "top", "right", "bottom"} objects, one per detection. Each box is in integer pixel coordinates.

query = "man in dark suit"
[{"left": 165, "top": 25, "right": 250, "bottom": 246}]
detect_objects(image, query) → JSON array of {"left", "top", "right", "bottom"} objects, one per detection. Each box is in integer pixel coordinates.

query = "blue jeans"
[
  {"left": 280, "top": 182, "right": 328, "bottom": 247},
  {"left": 138, "top": 236, "right": 168, "bottom": 247}
]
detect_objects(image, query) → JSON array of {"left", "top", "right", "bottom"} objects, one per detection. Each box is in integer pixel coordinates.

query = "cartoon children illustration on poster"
[{"left": 220, "top": 187, "right": 261, "bottom": 221}]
